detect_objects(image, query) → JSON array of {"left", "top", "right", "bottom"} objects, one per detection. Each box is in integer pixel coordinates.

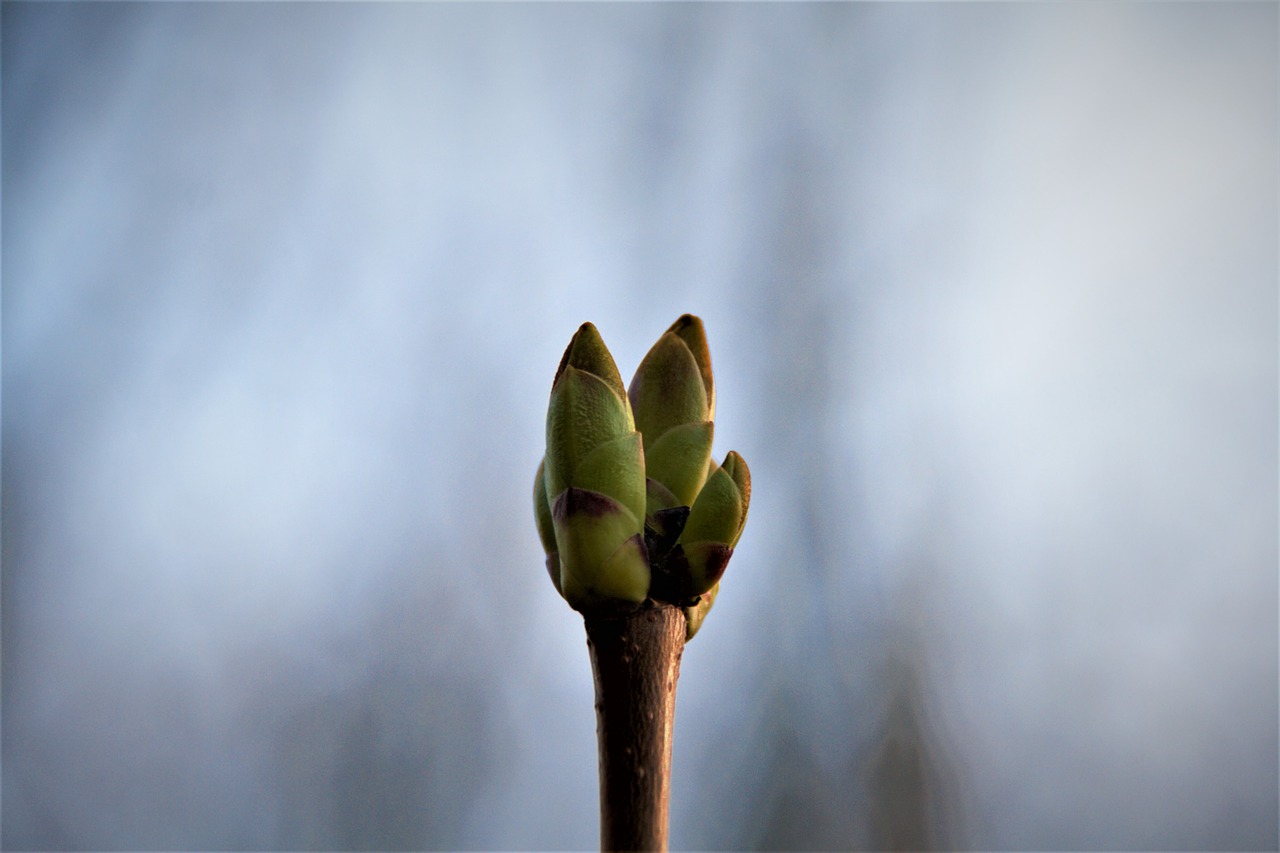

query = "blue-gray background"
[{"left": 3, "top": 3, "right": 1276, "bottom": 850}]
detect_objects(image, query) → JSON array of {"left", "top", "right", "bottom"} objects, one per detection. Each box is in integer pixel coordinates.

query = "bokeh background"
[{"left": 3, "top": 3, "right": 1276, "bottom": 850}]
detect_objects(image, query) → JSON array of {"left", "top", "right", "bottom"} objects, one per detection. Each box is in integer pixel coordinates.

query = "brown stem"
[{"left": 584, "top": 602, "right": 686, "bottom": 853}]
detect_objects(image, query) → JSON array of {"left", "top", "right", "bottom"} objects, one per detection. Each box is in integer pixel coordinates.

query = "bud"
[
  {"left": 536, "top": 315, "right": 751, "bottom": 639},
  {"left": 660, "top": 451, "right": 751, "bottom": 601},
  {"left": 629, "top": 314, "right": 716, "bottom": 515},
  {"left": 541, "top": 323, "right": 650, "bottom": 610}
]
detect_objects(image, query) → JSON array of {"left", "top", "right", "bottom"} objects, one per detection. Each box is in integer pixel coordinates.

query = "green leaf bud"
[
  {"left": 660, "top": 451, "right": 751, "bottom": 599},
  {"left": 541, "top": 323, "right": 650, "bottom": 611},
  {"left": 535, "top": 317, "right": 750, "bottom": 629},
  {"left": 628, "top": 315, "right": 715, "bottom": 510}
]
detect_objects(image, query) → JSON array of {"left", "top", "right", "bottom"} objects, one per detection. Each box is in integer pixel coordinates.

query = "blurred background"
[{"left": 3, "top": 3, "right": 1276, "bottom": 850}]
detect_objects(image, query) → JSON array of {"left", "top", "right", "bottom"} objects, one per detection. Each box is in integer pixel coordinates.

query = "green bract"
[{"left": 534, "top": 316, "right": 751, "bottom": 638}]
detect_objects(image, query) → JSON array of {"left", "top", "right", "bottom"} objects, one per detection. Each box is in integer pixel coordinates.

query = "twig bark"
[{"left": 584, "top": 602, "right": 686, "bottom": 853}]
